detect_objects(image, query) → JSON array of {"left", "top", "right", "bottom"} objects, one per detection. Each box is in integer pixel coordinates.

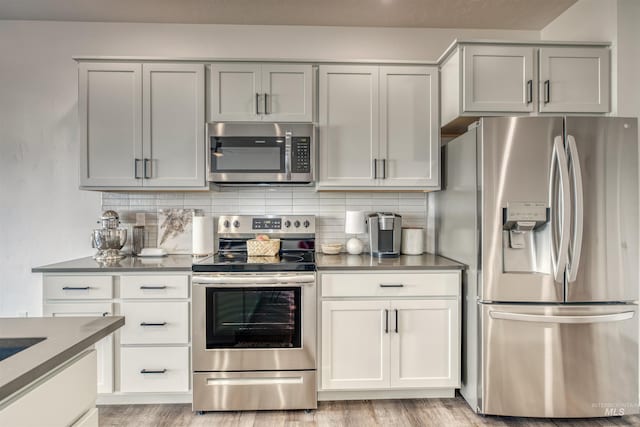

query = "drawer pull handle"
[
  {"left": 379, "top": 284, "right": 404, "bottom": 288},
  {"left": 140, "top": 369, "right": 167, "bottom": 374},
  {"left": 102, "top": 312, "right": 110, "bottom": 317},
  {"left": 140, "top": 322, "right": 168, "bottom": 327},
  {"left": 140, "top": 285, "right": 167, "bottom": 290},
  {"left": 62, "top": 286, "right": 91, "bottom": 290}
]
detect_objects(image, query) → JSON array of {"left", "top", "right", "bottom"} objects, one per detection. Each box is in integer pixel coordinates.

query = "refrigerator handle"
[
  {"left": 566, "top": 135, "right": 584, "bottom": 283},
  {"left": 550, "top": 136, "right": 571, "bottom": 283},
  {"left": 490, "top": 310, "right": 634, "bottom": 324}
]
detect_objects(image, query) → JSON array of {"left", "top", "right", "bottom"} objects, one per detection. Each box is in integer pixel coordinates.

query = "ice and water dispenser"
[{"left": 502, "top": 202, "right": 550, "bottom": 273}]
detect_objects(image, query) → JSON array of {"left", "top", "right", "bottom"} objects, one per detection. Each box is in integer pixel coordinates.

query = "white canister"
[{"left": 401, "top": 227, "right": 424, "bottom": 255}]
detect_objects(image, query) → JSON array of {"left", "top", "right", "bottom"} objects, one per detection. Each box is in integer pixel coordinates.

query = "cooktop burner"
[{"left": 193, "top": 251, "right": 315, "bottom": 273}]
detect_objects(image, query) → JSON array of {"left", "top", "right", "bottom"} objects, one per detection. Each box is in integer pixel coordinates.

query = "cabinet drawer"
[
  {"left": 120, "top": 301, "right": 189, "bottom": 345},
  {"left": 120, "top": 347, "right": 189, "bottom": 393},
  {"left": 44, "top": 275, "right": 113, "bottom": 300},
  {"left": 121, "top": 275, "right": 189, "bottom": 299},
  {"left": 321, "top": 272, "right": 459, "bottom": 298}
]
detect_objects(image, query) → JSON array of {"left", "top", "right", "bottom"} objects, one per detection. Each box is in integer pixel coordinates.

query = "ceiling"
[{"left": 0, "top": 0, "right": 577, "bottom": 30}]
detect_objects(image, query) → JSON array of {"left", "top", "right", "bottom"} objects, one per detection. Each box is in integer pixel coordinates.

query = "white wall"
[{"left": 0, "top": 20, "right": 538, "bottom": 317}]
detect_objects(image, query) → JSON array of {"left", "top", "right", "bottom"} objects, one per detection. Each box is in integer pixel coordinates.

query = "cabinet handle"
[
  {"left": 373, "top": 159, "right": 378, "bottom": 179},
  {"left": 140, "top": 285, "right": 167, "bottom": 290},
  {"left": 140, "top": 322, "right": 168, "bottom": 327},
  {"left": 143, "top": 158, "right": 152, "bottom": 179},
  {"left": 395, "top": 309, "right": 399, "bottom": 333},
  {"left": 264, "top": 93, "right": 269, "bottom": 115},
  {"left": 382, "top": 159, "right": 387, "bottom": 179},
  {"left": 526, "top": 80, "right": 533, "bottom": 104},
  {"left": 544, "top": 80, "right": 550, "bottom": 104},
  {"left": 62, "top": 286, "right": 91, "bottom": 290},
  {"left": 379, "top": 284, "right": 404, "bottom": 288},
  {"left": 140, "top": 369, "right": 167, "bottom": 374},
  {"left": 256, "top": 93, "right": 260, "bottom": 114},
  {"left": 134, "top": 158, "right": 142, "bottom": 179},
  {"left": 102, "top": 312, "right": 110, "bottom": 317},
  {"left": 384, "top": 309, "right": 389, "bottom": 334}
]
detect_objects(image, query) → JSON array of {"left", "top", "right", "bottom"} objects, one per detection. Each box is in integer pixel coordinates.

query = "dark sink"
[{"left": 0, "top": 337, "right": 46, "bottom": 362}]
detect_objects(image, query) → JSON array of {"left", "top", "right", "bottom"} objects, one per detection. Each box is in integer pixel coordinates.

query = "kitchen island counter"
[
  {"left": 32, "top": 254, "right": 194, "bottom": 273},
  {"left": 316, "top": 252, "right": 465, "bottom": 270},
  {"left": 0, "top": 316, "right": 124, "bottom": 402}
]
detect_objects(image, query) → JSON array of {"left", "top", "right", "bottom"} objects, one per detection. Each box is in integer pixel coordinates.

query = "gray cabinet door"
[
  {"left": 208, "top": 63, "right": 261, "bottom": 122},
  {"left": 318, "top": 65, "right": 379, "bottom": 188},
  {"left": 142, "top": 64, "right": 206, "bottom": 188},
  {"left": 463, "top": 45, "right": 535, "bottom": 113},
  {"left": 539, "top": 47, "right": 610, "bottom": 113},
  {"left": 379, "top": 66, "right": 439, "bottom": 188},
  {"left": 261, "top": 64, "right": 313, "bottom": 122},
  {"left": 79, "top": 62, "right": 142, "bottom": 188}
]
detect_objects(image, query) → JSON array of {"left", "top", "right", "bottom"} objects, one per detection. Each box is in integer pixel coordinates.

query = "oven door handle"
[{"left": 192, "top": 274, "right": 315, "bottom": 285}]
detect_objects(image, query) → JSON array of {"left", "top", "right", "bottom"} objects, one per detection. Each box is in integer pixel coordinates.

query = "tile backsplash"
[{"left": 102, "top": 188, "right": 428, "bottom": 252}]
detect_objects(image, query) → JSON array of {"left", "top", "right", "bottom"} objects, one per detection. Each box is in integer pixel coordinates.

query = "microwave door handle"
[{"left": 285, "top": 131, "right": 292, "bottom": 180}]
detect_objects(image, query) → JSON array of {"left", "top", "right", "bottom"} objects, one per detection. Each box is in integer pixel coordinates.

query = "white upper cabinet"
[
  {"left": 318, "top": 64, "right": 439, "bottom": 190},
  {"left": 440, "top": 42, "right": 611, "bottom": 133},
  {"left": 538, "top": 47, "right": 610, "bottom": 113},
  {"left": 379, "top": 66, "right": 439, "bottom": 188},
  {"left": 208, "top": 63, "right": 312, "bottom": 122},
  {"left": 318, "top": 65, "right": 380, "bottom": 188},
  {"left": 261, "top": 64, "right": 313, "bottom": 122},
  {"left": 142, "top": 63, "right": 205, "bottom": 187},
  {"left": 79, "top": 61, "right": 206, "bottom": 190},
  {"left": 208, "top": 63, "right": 261, "bottom": 122},
  {"left": 79, "top": 62, "right": 142, "bottom": 188},
  {"left": 463, "top": 45, "right": 535, "bottom": 113}
]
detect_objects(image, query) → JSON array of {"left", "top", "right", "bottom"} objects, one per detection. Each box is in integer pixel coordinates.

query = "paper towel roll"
[{"left": 192, "top": 215, "right": 214, "bottom": 256}]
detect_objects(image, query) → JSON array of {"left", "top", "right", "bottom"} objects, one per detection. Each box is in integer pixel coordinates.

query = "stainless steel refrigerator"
[{"left": 435, "top": 116, "right": 639, "bottom": 418}]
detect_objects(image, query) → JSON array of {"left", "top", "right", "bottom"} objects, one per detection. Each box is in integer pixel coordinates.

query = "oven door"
[{"left": 192, "top": 273, "right": 316, "bottom": 371}]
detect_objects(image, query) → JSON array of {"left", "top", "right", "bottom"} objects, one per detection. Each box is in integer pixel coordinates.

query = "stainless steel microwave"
[{"left": 207, "top": 122, "right": 314, "bottom": 184}]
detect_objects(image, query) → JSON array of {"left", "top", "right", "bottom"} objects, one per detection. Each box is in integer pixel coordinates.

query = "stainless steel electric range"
[{"left": 191, "top": 215, "right": 317, "bottom": 412}]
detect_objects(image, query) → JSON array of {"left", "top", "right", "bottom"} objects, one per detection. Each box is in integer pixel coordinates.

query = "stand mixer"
[{"left": 92, "top": 210, "right": 127, "bottom": 261}]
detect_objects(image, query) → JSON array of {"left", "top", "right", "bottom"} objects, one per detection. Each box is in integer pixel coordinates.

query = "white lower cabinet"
[
  {"left": 390, "top": 299, "right": 459, "bottom": 388},
  {"left": 43, "top": 302, "right": 114, "bottom": 394},
  {"left": 321, "top": 300, "right": 389, "bottom": 390},
  {"left": 42, "top": 272, "right": 191, "bottom": 403},
  {"left": 120, "top": 347, "right": 190, "bottom": 393},
  {"left": 319, "top": 271, "right": 460, "bottom": 396}
]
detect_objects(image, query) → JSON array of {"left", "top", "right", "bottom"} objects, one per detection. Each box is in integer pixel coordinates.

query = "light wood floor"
[{"left": 99, "top": 397, "right": 640, "bottom": 426}]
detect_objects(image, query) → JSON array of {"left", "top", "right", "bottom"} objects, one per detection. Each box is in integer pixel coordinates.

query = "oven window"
[{"left": 205, "top": 287, "right": 302, "bottom": 349}]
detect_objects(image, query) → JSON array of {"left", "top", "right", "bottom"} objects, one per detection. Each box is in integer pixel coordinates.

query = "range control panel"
[{"left": 218, "top": 215, "right": 316, "bottom": 234}]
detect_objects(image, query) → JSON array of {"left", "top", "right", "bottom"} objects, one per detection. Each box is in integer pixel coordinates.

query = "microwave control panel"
[{"left": 291, "top": 138, "right": 311, "bottom": 173}]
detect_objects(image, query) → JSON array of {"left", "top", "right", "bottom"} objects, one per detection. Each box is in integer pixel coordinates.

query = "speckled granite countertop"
[
  {"left": 315, "top": 253, "right": 465, "bottom": 270},
  {"left": 32, "top": 255, "right": 194, "bottom": 273},
  {"left": 0, "top": 316, "right": 124, "bottom": 402}
]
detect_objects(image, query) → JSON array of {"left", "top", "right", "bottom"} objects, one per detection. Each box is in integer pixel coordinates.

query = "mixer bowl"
[{"left": 92, "top": 228, "right": 127, "bottom": 251}]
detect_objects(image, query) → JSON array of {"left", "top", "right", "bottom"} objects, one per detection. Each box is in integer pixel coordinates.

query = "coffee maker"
[{"left": 368, "top": 212, "right": 402, "bottom": 257}]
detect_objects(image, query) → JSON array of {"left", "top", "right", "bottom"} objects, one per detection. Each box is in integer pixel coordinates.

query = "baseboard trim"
[
  {"left": 97, "top": 392, "right": 192, "bottom": 405},
  {"left": 318, "top": 388, "right": 456, "bottom": 401}
]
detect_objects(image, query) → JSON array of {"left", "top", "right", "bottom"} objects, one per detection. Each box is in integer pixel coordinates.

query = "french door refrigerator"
[{"left": 435, "top": 116, "right": 639, "bottom": 418}]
